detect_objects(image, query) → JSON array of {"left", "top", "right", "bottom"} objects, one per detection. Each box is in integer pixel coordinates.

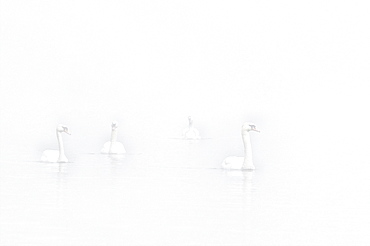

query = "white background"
[
  {"left": 1, "top": 2, "right": 370, "bottom": 245},
  {"left": 1, "top": 0, "right": 369, "bottom": 164}
]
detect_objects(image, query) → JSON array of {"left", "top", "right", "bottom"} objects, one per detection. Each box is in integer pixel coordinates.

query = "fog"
[
  {"left": 1, "top": 1, "right": 370, "bottom": 245},
  {"left": 0, "top": 1, "right": 369, "bottom": 165}
]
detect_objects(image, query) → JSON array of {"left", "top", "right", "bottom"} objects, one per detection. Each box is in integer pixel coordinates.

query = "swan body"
[
  {"left": 221, "top": 122, "right": 259, "bottom": 170},
  {"left": 101, "top": 121, "right": 126, "bottom": 154},
  {"left": 101, "top": 141, "right": 125, "bottom": 154},
  {"left": 221, "top": 156, "right": 254, "bottom": 169},
  {"left": 183, "top": 116, "right": 200, "bottom": 139},
  {"left": 41, "top": 150, "right": 67, "bottom": 163},
  {"left": 41, "top": 125, "right": 70, "bottom": 163}
]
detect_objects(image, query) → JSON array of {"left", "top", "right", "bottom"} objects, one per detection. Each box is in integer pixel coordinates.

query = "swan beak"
[
  {"left": 65, "top": 130, "right": 71, "bottom": 135},
  {"left": 252, "top": 128, "right": 260, "bottom": 132}
]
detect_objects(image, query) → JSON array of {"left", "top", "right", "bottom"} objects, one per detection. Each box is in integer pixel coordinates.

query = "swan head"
[
  {"left": 57, "top": 125, "right": 71, "bottom": 135},
  {"left": 111, "top": 121, "right": 118, "bottom": 130},
  {"left": 242, "top": 122, "right": 260, "bottom": 133}
]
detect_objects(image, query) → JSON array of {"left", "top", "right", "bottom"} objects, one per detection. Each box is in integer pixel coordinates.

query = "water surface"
[{"left": 1, "top": 139, "right": 369, "bottom": 245}]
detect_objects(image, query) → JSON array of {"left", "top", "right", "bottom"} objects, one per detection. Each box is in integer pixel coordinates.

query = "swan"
[
  {"left": 41, "top": 125, "right": 71, "bottom": 163},
  {"left": 222, "top": 122, "right": 259, "bottom": 170},
  {"left": 183, "top": 116, "right": 200, "bottom": 139},
  {"left": 101, "top": 121, "right": 126, "bottom": 154}
]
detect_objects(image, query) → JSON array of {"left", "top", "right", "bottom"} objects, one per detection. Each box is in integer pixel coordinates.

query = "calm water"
[{"left": 1, "top": 138, "right": 369, "bottom": 246}]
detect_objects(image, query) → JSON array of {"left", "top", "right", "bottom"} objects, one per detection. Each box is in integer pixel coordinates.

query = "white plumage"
[
  {"left": 101, "top": 121, "right": 126, "bottom": 154},
  {"left": 183, "top": 116, "right": 200, "bottom": 140},
  {"left": 41, "top": 125, "right": 70, "bottom": 163},
  {"left": 221, "top": 122, "right": 259, "bottom": 170}
]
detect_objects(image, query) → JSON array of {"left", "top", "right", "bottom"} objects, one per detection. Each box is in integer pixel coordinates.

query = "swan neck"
[
  {"left": 188, "top": 119, "right": 193, "bottom": 128},
  {"left": 242, "top": 131, "right": 253, "bottom": 168},
  {"left": 110, "top": 128, "right": 118, "bottom": 142},
  {"left": 56, "top": 130, "right": 65, "bottom": 158}
]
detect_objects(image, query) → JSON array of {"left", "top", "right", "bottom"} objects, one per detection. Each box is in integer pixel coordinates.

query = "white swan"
[
  {"left": 222, "top": 122, "right": 259, "bottom": 170},
  {"left": 41, "top": 125, "right": 71, "bottom": 163},
  {"left": 101, "top": 121, "right": 126, "bottom": 154},
  {"left": 183, "top": 116, "right": 200, "bottom": 139}
]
